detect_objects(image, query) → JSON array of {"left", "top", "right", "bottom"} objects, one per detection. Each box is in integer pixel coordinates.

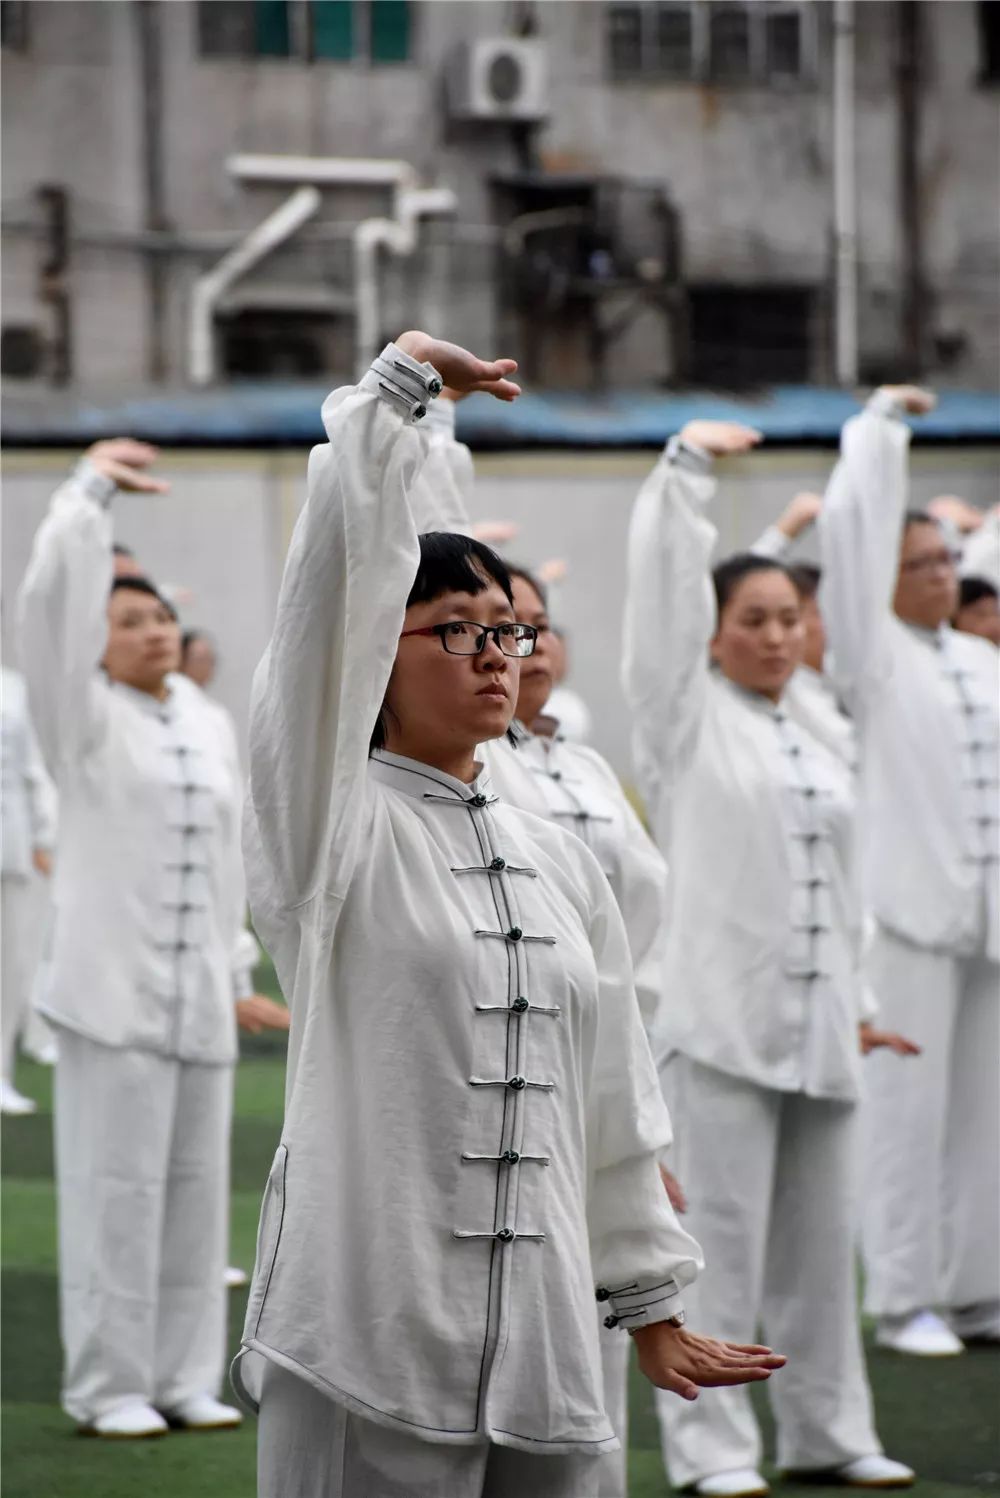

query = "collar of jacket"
[
  {"left": 369, "top": 749, "right": 494, "bottom": 804},
  {"left": 107, "top": 673, "right": 178, "bottom": 719}
]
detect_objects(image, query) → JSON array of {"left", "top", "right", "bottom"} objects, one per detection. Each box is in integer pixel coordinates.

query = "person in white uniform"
[
  {"left": 234, "top": 331, "right": 786, "bottom": 1498},
  {"left": 406, "top": 399, "right": 680, "bottom": 1496},
  {"left": 17, "top": 438, "right": 288, "bottom": 1440},
  {"left": 820, "top": 386, "right": 1000, "bottom": 1357},
  {"left": 622, "top": 418, "right": 916, "bottom": 1498},
  {"left": 1, "top": 663, "right": 57, "bottom": 1113}
]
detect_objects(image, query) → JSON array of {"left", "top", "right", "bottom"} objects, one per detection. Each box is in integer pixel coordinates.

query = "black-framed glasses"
[{"left": 399, "top": 621, "right": 538, "bottom": 657}]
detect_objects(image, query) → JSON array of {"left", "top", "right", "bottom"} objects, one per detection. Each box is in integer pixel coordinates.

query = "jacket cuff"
[
  {"left": 73, "top": 458, "right": 118, "bottom": 508},
  {"left": 866, "top": 390, "right": 908, "bottom": 422},
  {"left": 232, "top": 969, "right": 254, "bottom": 1001},
  {"left": 360, "top": 342, "right": 443, "bottom": 423},
  {"left": 666, "top": 435, "right": 713, "bottom": 476},
  {"left": 596, "top": 1274, "right": 684, "bottom": 1331}
]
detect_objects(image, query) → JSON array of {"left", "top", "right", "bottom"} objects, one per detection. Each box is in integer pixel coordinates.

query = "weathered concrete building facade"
[{"left": 2, "top": 0, "right": 998, "bottom": 395}]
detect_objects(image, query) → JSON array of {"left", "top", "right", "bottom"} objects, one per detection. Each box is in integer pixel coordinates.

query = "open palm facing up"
[
  {"left": 395, "top": 331, "right": 520, "bottom": 402},
  {"left": 632, "top": 1321, "right": 786, "bottom": 1403}
]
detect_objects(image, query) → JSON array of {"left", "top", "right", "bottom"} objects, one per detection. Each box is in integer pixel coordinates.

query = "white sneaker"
[
  {"left": 875, "top": 1309, "right": 964, "bottom": 1356},
  {"left": 694, "top": 1471, "right": 770, "bottom": 1497},
  {"left": 834, "top": 1455, "right": 916, "bottom": 1488},
  {"left": 0, "top": 1081, "right": 37, "bottom": 1116},
  {"left": 162, "top": 1394, "right": 242, "bottom": 1430},
  {"left": 224, "top": 1265, "right": 249, "bottom": 1289},
  {"left": 83, "top": 1401, "right": 168, "bottom": 1439}
]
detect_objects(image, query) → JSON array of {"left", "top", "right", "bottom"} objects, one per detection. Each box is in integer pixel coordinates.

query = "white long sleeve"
[
  {"left": 621, "top": 441, "right": 717, "bottom": 840},
  {"left": 17, "top": 461, "right": 117, "bottom": 777},
  {"left": 818, "top": 394, "right": 913, "bottom": 711},
  {"left": 246, "top": 364, "right": 431, "bottom": 912},
  {"left": 751, "top": 523, "right": 794, "bottom": 561}
]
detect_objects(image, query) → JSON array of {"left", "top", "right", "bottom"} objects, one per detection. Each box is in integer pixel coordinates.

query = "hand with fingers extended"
[
  {"left": 678, "top": 421, "right": 763, "bottom": 457},
  {"left": 84, "top": 438, "right": 170, "bottom": 495},
  {"left": 776, "top": 491, "right": 823, "bottom": 541},
  {"left": 878, "top": 384, "right": 936, "bottom": 416},
  {"left": 236, "top": 995, "right": 291, "bottom": 1035},
  {"left": 859, "top": 1022, "right": 921, "bottom": 1058},
  {"left": 395, "top": 332, "right": 520, "bottom": 403},
  {"left": 537, "top": 558, "right": 569, "bottom": 587},
  {"left": 632, "top": 1321, "right": 786, "bottom": 1402}
]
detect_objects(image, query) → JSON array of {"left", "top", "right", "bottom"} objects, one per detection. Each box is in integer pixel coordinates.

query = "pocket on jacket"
[{"left": 246, "top": 1143, "right": 288, "bottom": 1339}]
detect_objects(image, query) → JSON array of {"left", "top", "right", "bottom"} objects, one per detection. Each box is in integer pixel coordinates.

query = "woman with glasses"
[
  {"left": 408, "top": 396, "right": 679, "bottom": 1498},
  {"left": 820, "top": 387, "right": 1000, "bottom": 1358},
  {"left": 622, "top": 419, "right": 916, "bottom": 1498},
  {"left": 233, "top": 333, "right": 784, "bottom": 1498}
]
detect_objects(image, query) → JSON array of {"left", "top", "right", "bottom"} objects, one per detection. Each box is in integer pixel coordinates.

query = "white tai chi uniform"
[
  {"left": 622, "top": 436, "right": 884, "bottom": 1486},
  {"left": 960, "top": 506, "right": 1000, "bottom": 587},
  {"left": 17, "top": 461, "right": 253, "bottom": 1424},
  {"left": 412, "top": 398, "right": 670, "bottom": 1495},
  {"left": 234, "top": 347, "right": 702, "bottom": 1498},
  {"left": 1, "top": 666, "right": 57, "bottom": 1083},
  {"left": 820, "top": 394, "right": 1000, "bottom": 1333}
]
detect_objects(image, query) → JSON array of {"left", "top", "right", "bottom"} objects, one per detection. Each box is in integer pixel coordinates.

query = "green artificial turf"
[{"left": 3, "top": 968, "right": 998, "bottom": 1497}]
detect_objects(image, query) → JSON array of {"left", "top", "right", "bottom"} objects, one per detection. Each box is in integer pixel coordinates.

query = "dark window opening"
[
  {"left": 688, "top": 285, "right": 814, "bottom": 386},
  {"left": 978, "top": 0, "right": 1000, "bottom": 82},
  {"left": 0, "top": 0, "right": 29, "bottom": 50},
  {"left": 197, "top": 1, "right": 291, "bottom": 57},
  {"left": 709, "top": 4, "right": 751, "bottom": 81}
]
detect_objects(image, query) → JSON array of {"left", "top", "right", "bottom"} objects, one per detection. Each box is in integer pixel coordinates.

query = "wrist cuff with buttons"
[
  {"left": 666, "top": 435, "right": 713, "bottom": 475},
  {"left": 74, "top": 458, "right": 118, "bottom": 508},
  {"left": 595, "top": 1275, "right": 684, "bottom": 1331},
  {"left": 360, "top": 342, "right": 443, "bottom": 423},
  {"left": 866, "top": 390, "right": 907, "bottom": 422}
]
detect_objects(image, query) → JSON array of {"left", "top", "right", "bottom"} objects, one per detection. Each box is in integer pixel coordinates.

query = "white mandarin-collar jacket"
[
  {"left": 622, "top": 442, "right": 870, "bottom": 1102},
  {"left": 233, "top": 360, "right": 701, "bottom": 1454},
  {"left": 819, "top": 396, "right": 999, "bottom": 960},
  {"left": 16, "top": 466, "right": 252, "bottom": 1061},
  {"left": 1, "top": 666, "right": 57, "bottom": 879},
  {"left": 407, "top": 402, "right": 670, "bottom": 1041}
]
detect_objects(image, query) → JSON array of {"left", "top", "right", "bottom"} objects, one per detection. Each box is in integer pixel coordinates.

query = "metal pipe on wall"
[
  {"left": 898, "top": 0, "right": 924, "bottom": 375},
  {"left": 137, "top": 0, "right": 169, "bottom": 382},
  {"left": 832, "top": 0, "right": 858, "bottom": 388}
]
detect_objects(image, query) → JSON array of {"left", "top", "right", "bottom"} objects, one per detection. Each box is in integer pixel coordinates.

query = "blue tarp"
[{"left": 3, "top": 383, "right": 999, "bottom": 448}]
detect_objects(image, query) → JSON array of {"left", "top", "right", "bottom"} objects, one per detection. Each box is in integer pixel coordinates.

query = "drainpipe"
[
  {"left": 137, "top": 1, "right": 169, "bottom": 382},
  {"left": 832, "top": 0, "right": 858, "bottom": 387},
  {"left": 188, "top": 186, "right": 321, "bottom": 384},
  {"left": 897, "top": 0, "right": 924, "bottom": 374}
]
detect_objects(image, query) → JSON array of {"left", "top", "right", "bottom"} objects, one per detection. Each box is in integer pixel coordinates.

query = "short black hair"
[
  {"left": 505, "top": 563, "right": 548, "bottom": 611},
  {"left": 112, "top": 542, "right": 135, "bottom": 558},
  {"left": 958, "top": 576, "right": 998, "bottom": 609},
  {"left": 712, "top": 553, "right": 796, "bottom": 618},
  {"left": 109, "top": 575, "right": 178, "bottom": 621},
  {"left": 370, "top": 532, "right": 515, "bottom": 754},
  {"left": 788, "top": 562, "right": 822, "bottom": 600}
]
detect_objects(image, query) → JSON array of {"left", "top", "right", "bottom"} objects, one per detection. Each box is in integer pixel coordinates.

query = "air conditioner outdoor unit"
[{"left": 447, "top": 38, "right": 548, "bottom": 122}]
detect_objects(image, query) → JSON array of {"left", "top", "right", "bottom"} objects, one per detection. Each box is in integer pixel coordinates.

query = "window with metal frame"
[
  {"left": 196, "top": 0, "right": 410, "bottom": 63},
  {"left": 606, "top": 0, "right": 813, "bottom": 84},
  {"left": 0, "top": 0, "right": 29, "bottom": 51}
]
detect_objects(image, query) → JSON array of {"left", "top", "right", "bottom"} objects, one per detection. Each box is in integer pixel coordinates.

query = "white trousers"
[
  {"left": 655, "top": 1057, "right": 880, "bottom": 1488},
  {"left": 861, "top": 928, "right": 1000, "bottom": 1322},
  {"left": 54, "top": 1029, "right": 232, "bottom": 1422},
  {"left": 256, "top": 1361, "right": 606, "bottom": 1498}
]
